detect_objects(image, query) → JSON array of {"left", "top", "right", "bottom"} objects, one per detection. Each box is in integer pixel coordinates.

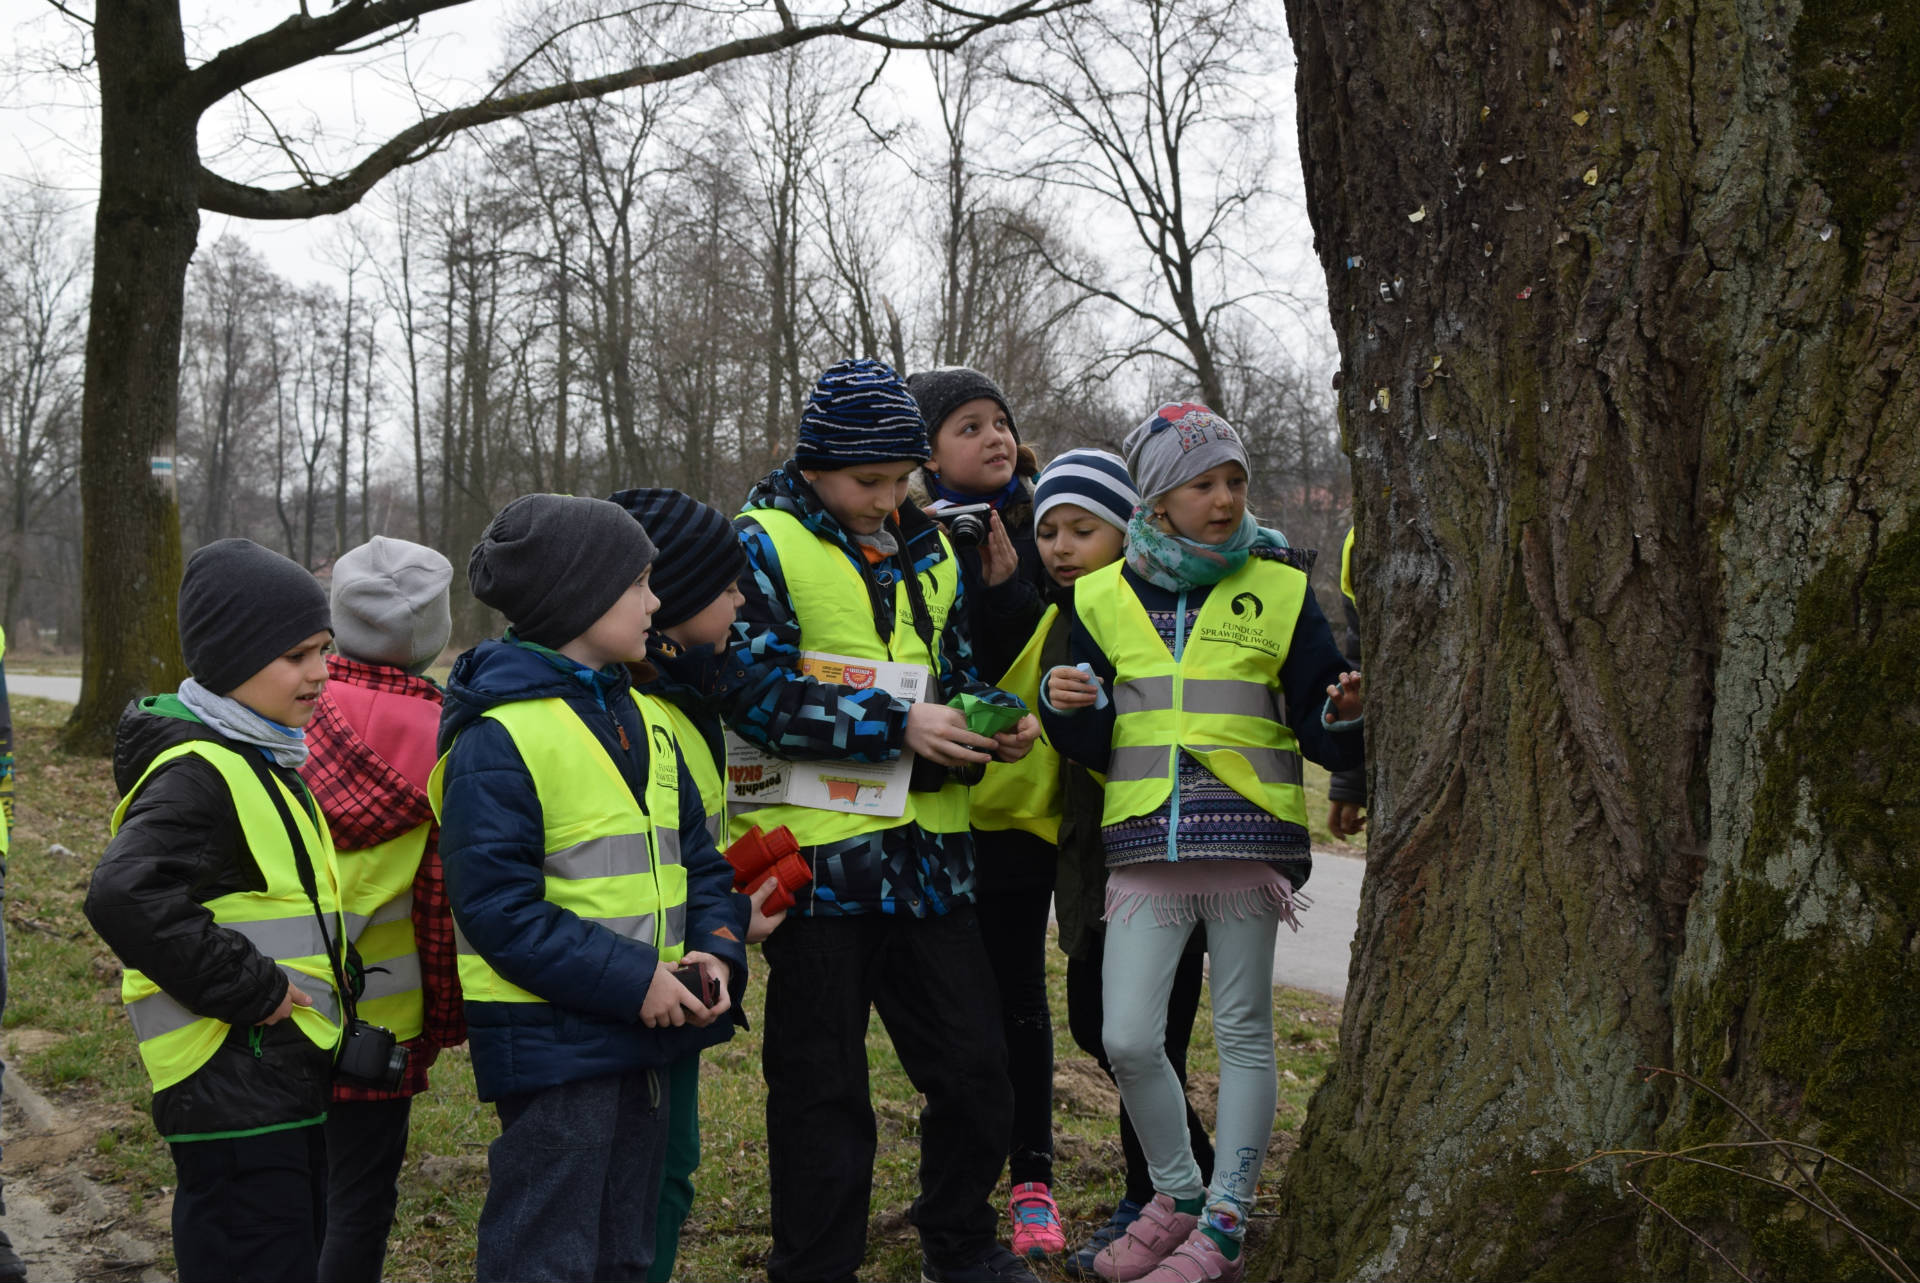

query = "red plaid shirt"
[{"left": 303, "top": 656, "right": 464, "bottom": 1101}]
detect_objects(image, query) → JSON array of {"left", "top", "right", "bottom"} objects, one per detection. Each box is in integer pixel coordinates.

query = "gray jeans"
[
  {"left": 1102, "top": 906, "right": 1281, "bottom": 1218},
  {"left": 476, "top": 1069, "right": 670, "bottom": 1283}
]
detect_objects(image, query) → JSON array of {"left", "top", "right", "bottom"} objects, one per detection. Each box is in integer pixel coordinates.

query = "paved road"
[
  {"left": 8, "top": 675, "right": 81, "bottom": 702},
  {"left": 1274, "top": 850, "right": 1363, "bottom": 1000},
  {"left": 12, "top": 670, "right": 1369, "bottom": 997}
]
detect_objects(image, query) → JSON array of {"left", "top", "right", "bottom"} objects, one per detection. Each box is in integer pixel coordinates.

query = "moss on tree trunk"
[
  {"left": 63, "top": 1, "right": 197, "bottom": 754},
  {"left": 1271, "top": 0, "right": 1918, "bottom": 1277}
]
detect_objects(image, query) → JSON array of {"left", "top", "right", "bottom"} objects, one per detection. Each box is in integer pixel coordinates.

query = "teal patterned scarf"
[{"left": 1124, "top": 510, "right": 1288, "bottom": 591}]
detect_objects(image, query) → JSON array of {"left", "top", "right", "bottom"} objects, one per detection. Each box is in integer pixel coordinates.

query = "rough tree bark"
[
  {"left": 1273, "top": 1, "right": 1917, "bottom": 1279},
  {"left": 67, "top": 1, "right": 198, "bottom": 753}
]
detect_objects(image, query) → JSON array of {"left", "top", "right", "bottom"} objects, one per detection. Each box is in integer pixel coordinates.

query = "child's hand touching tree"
[{"left": 1323, "top": 670, "right": 1364, "bottom": 723}]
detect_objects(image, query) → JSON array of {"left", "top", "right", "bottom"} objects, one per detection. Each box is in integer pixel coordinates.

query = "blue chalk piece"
[{"left": 1075, "top": 662, "right": 1111, "bottom": 710}]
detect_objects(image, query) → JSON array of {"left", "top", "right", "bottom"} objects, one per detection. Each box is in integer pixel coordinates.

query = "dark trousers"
[
  {"left": 319, "top": 1096, "right": 412, "bottom": 1283},
  {"left": 975, "top": 882, "right": 1056, "bottom": 1187},
  {"left": 762, "top": 907, "right": 1012, "bottom": 1283},
  {"left": 171, "top": 1124, "right": 328, "bottom": 1283},
  {"left": 1065, "top": 941, "right": 1214, "bottom": 1206},
  {"left": 648, "top": 1053, "right": 702, "bottom": 1283},
  {"left": 477, "top": 1070, "right": 669, "bottom": 1283}
]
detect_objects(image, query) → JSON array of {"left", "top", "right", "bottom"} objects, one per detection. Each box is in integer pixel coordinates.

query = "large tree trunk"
[
  {"left": 65, "top": 1, "right": 196, "bottom": 753},
  {"left": 1274, "top": 1, "right": 1918, "bottom": 1279}
]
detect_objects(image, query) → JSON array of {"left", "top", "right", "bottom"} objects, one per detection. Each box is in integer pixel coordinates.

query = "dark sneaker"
[
  {"left": 1065, "top": 1198, "right": 1144, "bottom": 1278},
  {"left": 921, "top": 1244, "right": 1043, "bottom": 1283}
]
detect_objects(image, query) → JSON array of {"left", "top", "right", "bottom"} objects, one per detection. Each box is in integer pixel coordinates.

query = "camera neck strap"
[
  {"left": 239, "top": 749, "right": 358, "bottom": 1026},
  {"left": 886, "top": 513, "right": 941, "bottom": 666}
]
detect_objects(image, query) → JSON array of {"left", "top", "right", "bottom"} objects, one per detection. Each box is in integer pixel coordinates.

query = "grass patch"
[
  {"left": 7, "top": 692, "right": 1344, "bottom": 1281},
  {"left": 5, "top": 695, "right": 178, "bottom": 1266}
]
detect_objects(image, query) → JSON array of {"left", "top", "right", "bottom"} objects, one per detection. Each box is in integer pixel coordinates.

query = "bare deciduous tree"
[
  {"left": 59, "top": 0, "right": 1078, "bottom": 751},
  {"left": 1270, "top": 1, "right": 1920, "bottom": 1279},
  {"left": 0, "top": 189, "right": 88, "bottom": 635},
  {"left": 179, "top": 235, "right": 278, "bottom": 546},
  {"left": 997, "top": 0, "right": 1281, "bottom": 415}
]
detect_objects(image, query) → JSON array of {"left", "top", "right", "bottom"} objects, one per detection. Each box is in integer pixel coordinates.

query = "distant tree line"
[{"left": 2, "top": 0, "right": 1348, "bottom": 656}]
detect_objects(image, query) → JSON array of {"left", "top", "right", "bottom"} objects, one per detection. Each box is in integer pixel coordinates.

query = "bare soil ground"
[{"left": 4, "top": 1030, "right": 168, "bottom": 1283}]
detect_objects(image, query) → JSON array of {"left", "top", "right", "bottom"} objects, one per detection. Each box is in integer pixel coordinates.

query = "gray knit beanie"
[
  {"left": 178, "top": 539, "right": 332, "bottom": 695},
  {"left": 331, "top": 536, "right": 453, "bottom": 674},
  {"left": 906, "top": 366, "right": 1019, "bottom": 443},
  {"left": 1123, "top": 402, "right": 1252, "bottom": 503},
  {"left": 469, "top": 495, "right": 657, "bottom": 648}
]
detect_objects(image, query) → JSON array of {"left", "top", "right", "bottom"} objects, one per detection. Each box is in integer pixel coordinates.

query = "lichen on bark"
[
  {"left": 1653, "top": 525, "right": 1920, "bottom": 1280},
  {"left": 1791, "top": 0, "right": 1920, "bottom": 261},
  {"left": 1275, "top": 0, "right": 1919, "bottom": 1276}
]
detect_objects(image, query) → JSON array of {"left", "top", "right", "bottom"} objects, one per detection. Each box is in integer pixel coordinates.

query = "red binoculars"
[{"left": 724, "top": 825, "right": 811, "bottom": 914}]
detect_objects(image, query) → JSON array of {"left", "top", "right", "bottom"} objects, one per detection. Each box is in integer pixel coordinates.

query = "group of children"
[{"left": 79, "top": 357, "right": 1363, "bottom": 1283}]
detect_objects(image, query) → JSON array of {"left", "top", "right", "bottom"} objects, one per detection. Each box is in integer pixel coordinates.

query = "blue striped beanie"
[
  {"left": 1033, "top": 448, "right": 1139, "bottom": 532},
  {"left": 793, "top": 358, "right": 931, "bottom": 469}
]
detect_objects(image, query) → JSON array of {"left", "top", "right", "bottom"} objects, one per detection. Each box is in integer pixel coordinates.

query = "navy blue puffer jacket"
[{"left": 436, "top": 639, "right": 749, "bottom": 1101}]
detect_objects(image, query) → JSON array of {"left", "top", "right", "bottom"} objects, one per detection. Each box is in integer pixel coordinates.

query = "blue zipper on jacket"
[{"left": 1167, "top": 589, "right": 1187, "bottom": 862}]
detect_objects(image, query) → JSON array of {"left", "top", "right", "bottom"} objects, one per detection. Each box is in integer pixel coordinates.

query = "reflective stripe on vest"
[
  {"left": 334, "top": 823, "right": 430, "bottom": 1041},
  {"left": 111, "top": 740, "right": 347, "bottom": 1092},
  {"left": 430, "top": 691, "right": 687, "bottom": 1007},
  {"left": 730, "top": 507, "right": 969, "bottom": 846},
  {"left": 1075, "top": 558, "right": 1310, "bottom": 829},
  {"left": 968, "top": 604, "right": 1061, "bottom": 842}
]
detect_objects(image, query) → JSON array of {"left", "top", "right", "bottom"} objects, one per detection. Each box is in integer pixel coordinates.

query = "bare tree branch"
[
  {"left": 184, "top": 1, "right": 471, "bottom": 112},
  {"left": 199, "top": 0, "right": 1084, "bottom": 220}
]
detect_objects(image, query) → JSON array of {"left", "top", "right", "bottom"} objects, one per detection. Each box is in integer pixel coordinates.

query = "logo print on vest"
[
  {"left": 1230, "top": 592, "right": 1264, "bottom": 619},
  {"left": 650, "top": 725, "right": 679, "bottom": 789}
]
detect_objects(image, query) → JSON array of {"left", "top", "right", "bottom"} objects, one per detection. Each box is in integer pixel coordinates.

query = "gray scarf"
[{"left": 178, "top": 678, "right": 310, "bottom": 769}]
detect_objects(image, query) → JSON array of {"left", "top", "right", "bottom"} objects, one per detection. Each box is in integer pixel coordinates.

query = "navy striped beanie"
[
  {"left": 609, "top": 487, "right": 747, "bottom": 630},
  {"left": 793, "top": 358, "right": 931, "bottom": 469},
  {"left": 1033, "top": 448, "right": 1139, "bottom": 532}
]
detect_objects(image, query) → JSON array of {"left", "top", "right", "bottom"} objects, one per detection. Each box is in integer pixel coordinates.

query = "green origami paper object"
[{"left": 948, "top": 692, "right": 1028, "bottom": 737}]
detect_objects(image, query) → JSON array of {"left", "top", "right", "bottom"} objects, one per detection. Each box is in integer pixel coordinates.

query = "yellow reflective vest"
[
  {"left": 656, "top": 696, "right": 725, "bottom": 849},
  {"left": 1341, "top": 527, "right": 1356, "bottom": 606},
  {"left": 112, "top": 742, "right": 347, "bottom": 1092},
  {"left": 334, "top": 824, "right": 428, "bottom": 1041},
  {"left": 1073, "top": 558, "right": 1310, "bottom": 830},
  {"left": 430, "top": 693, "right": 687, "bottom": 1006},
  {"left": 968, "top": 604, "right": 1062, "bottom": 843},
  {"left": 731, "top": 508, "right": 969, "bottom": 846}
]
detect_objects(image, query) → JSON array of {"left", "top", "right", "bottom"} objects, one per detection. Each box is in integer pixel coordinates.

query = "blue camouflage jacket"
[{"left": 716, "top": 464, "right": 1023, "bottom": 917}]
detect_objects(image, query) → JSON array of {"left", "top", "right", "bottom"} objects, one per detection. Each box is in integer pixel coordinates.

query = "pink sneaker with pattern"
[
  {"left": 1092, "top": 1193, "right": 1198, "bottom": 1281},
  {"left": 1137, "top": 1227, "right": 1245, "bottom": 1283},
  {"left": 1008, "top": 1182, "right": 1067, "bottom": 1257}
]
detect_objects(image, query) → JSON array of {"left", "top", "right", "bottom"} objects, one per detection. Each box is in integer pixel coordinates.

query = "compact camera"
[
  {"left": 934, "top": 502, "right": 995, "bottom": 549},
  {"left": 335, "top": 1018, "right": 409, "bottom": 1091}
]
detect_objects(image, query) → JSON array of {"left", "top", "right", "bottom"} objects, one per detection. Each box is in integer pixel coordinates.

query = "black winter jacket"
[{"left": 85, "top": 699, "right": 339, "bottom": 1141}]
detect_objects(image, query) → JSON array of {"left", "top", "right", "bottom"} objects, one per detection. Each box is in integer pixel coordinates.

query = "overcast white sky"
[
  {"left": 3, "top": 0, "right": 521, "bottom": 282},
  {"left": 1, "top": 0, "right": 1332, "bottom": 370}
]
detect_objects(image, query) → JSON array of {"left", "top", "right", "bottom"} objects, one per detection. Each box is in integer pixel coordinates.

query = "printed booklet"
[{"left": 723, "top": 652, "right": 929, "bottom": 818}]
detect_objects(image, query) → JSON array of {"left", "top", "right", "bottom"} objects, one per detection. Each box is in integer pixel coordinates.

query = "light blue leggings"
[{"left": 1101, "top": 906, "right": 1279, "bottom": 1221}]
